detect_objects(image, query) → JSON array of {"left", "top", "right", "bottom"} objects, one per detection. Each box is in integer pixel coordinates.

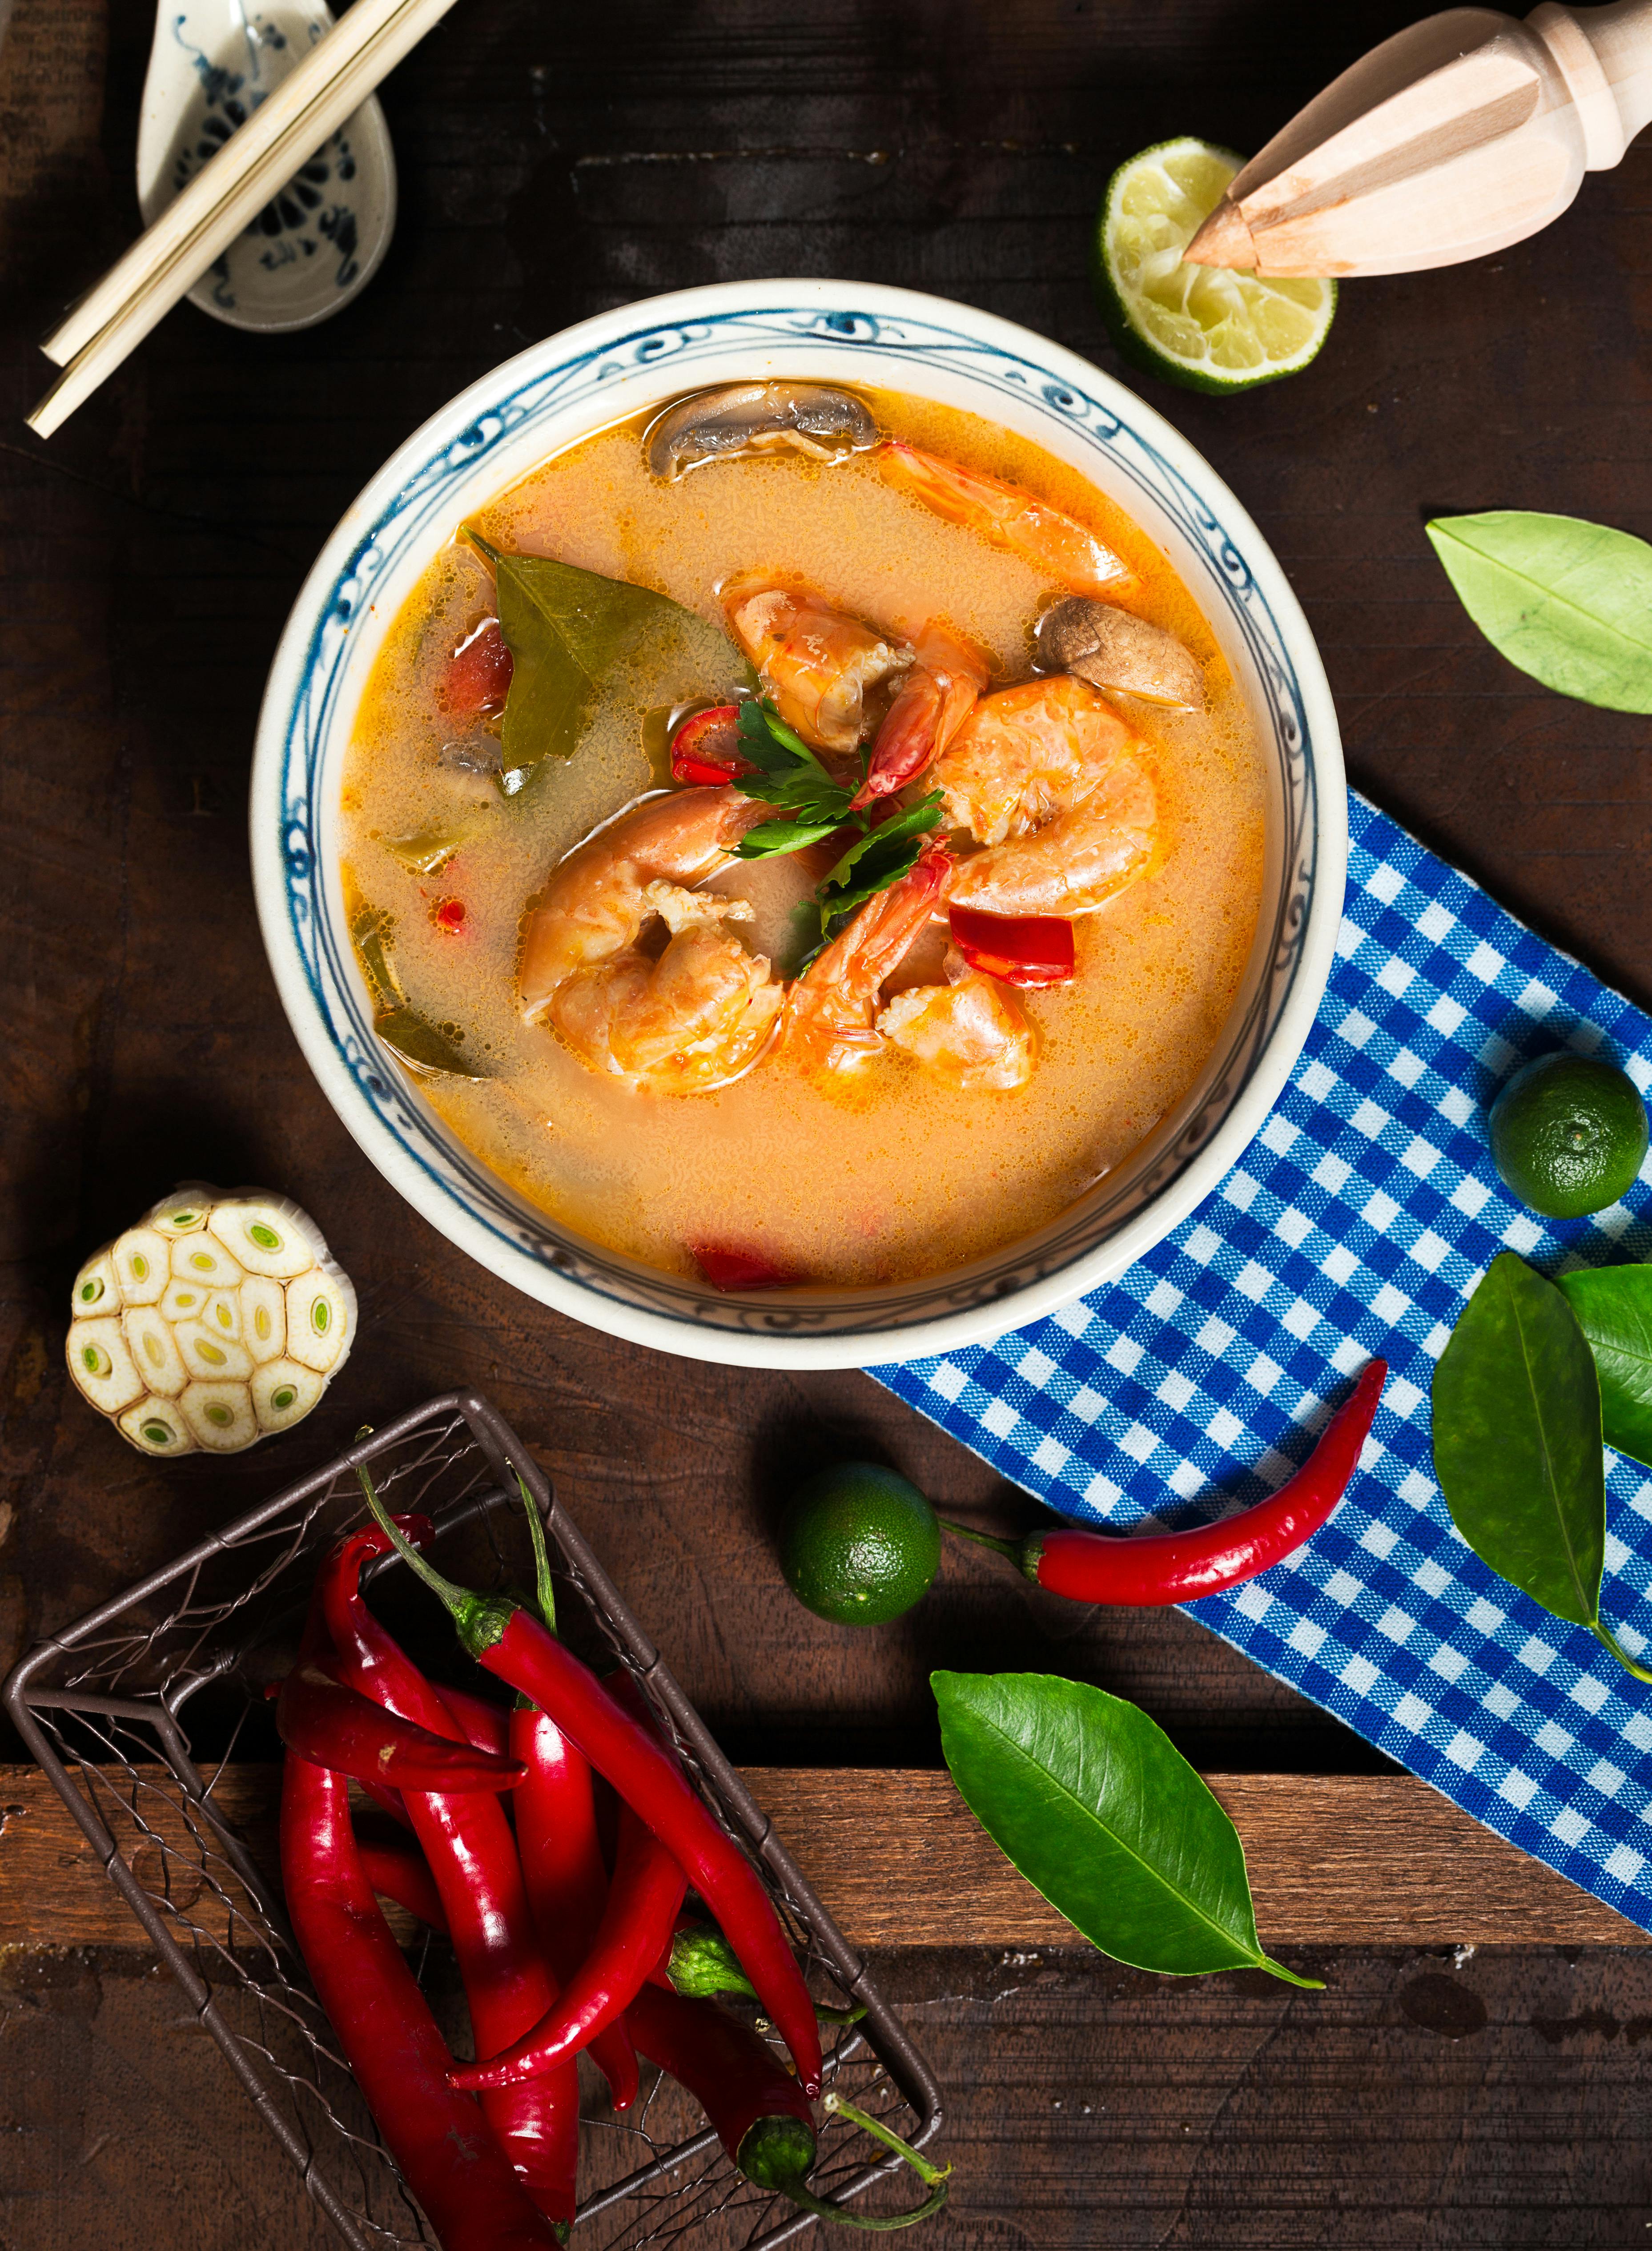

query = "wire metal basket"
[{"left": 3, "top": 1391, "right": 943, "bottom": 2249}]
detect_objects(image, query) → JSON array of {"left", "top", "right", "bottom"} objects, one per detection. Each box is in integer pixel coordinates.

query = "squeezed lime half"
[{"left": 1095, "top": 137, "right": 1337, "bottom": 393}]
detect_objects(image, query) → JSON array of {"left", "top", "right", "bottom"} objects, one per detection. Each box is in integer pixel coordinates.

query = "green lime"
[
  {"left": 1489, "top": 1052, "right": 1648, "bottom": 1218},
  {"left": 778, "top": 1463, "right": 941, "bottom": 1626},
  {"left": 1094, "top": 137, "right": 1336, "bottom": 394}
]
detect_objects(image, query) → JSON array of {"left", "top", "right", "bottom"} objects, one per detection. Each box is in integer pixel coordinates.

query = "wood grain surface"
[
  {"left": 3, "top": 0, "right": 1652, "bottom": 2239},
  {"left": 0, "top": 1763, "right": 1642, "bottom": 1949}
]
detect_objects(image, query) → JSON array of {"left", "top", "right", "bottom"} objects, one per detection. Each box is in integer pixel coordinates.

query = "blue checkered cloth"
[{"left": 876, "top": 793, "right": 1652, "bottom": 1934}]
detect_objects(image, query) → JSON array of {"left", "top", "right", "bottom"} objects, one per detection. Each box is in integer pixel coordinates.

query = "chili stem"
[
  {"left": 514, "top": 1467, "right": 558, "bottom": 1634},
  {"left": 776, "top": 2179, "right": 950, "bottom": 2232},
  {"left": 822, "top": 2094, "right": 951, "bottom": 2187},
  {"left": 355, "top": 1463, "right": 514, "bottom": 1655},
  {"left": 936, "top": 1518, "right": 1022, "bottom": 1564},
  {"left": 1592, "top": 1617, "right": 1652, "bottom": 1685}
]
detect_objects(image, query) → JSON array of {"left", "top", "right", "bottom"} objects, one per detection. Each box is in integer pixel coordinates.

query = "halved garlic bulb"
[
  {"left": 72, "top": 1254, "right": 118, "bottom": 1315},
  {"left": 241, "top": 1275, "right": 286, "bottom": 1364},
  {"left": 66, "top": 1185, "right": 354, "bottom": 1455},
  {"left": 170, "top": 1235, "right": 245, "bottom": 1291},
  {"left": 66, "top": 1319, "right": 146, "bottom": 1415},
  {"left": 285, "top": 1266, "right": 354, "bottom": 1375},
  {"left": 252, "top": 1359, "right": 324, "bottom": 1432},
  {"left": 121, "top": 1305, "right": 188, "bottom": 1398},
  {"left": 179, "top": 1381, "right": 260, "bottom": 1452},
  {"left": 150, "top": 1190, "right": 213, "bottom": 1237},
  {"left": 208, "top": 1198, "right": 318, "bottom": 1280},
  {"left": 112, "top": 1229, "right": 168, "bottom": 1305},
  {"left": 118, "top": 1397, "right": 195, "bottom": 1457}
]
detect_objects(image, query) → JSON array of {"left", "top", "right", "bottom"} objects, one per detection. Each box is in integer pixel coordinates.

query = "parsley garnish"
[{"left": 730, "top": 699, "right": 944, "bottom": 952}]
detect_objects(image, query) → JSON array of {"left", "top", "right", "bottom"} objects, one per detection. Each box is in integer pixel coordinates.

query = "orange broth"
[{"left": 339, "top": 388, "right": 1265, "bottom": 1286}]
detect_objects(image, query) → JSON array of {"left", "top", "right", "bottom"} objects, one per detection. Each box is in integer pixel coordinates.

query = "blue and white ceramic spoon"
[{"left": 136, "top": 0, "right": 397, "bottom": 332}]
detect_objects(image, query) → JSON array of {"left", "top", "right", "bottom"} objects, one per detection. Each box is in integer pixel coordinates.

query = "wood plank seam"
[{"left": 0, "top": 1765, "right": 1640, "bottom": 1951}]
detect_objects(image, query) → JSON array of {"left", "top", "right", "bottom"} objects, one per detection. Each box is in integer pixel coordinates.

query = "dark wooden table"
[{"left": 4, "top": 0, "right": 1652, "bottom": 2241}]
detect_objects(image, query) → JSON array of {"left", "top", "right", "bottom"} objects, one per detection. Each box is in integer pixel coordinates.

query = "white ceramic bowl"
[{"left": 252, "top": 280, "right": 1344, "bottom": 1370}]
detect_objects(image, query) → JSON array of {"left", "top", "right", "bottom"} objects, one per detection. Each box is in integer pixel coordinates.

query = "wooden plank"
[{"left": 0, "top": 1762, "right": 1641, "bottom": 1950}]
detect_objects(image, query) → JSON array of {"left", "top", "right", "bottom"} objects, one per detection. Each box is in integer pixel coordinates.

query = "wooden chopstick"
[{"left": 29, "top": 0, "right": 460, "bottom": 439}]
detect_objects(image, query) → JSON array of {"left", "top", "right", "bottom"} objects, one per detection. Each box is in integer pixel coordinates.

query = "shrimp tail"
[{"left": 850, "top": 625, "right": 990, "bottom": 810}]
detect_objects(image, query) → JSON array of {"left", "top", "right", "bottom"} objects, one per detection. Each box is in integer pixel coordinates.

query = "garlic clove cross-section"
[{"left": 65, "top": 1185, "right": 355, "bottom": 1455}]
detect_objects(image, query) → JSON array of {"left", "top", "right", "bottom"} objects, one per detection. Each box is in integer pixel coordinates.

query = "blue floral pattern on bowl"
[{"left": 252, "top": 285, "right": 1345, "bottom": 1368}]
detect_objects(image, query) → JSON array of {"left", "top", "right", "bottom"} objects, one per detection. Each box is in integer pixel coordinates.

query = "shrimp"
[
  {"left": 872, "top": 440, "right": 1137, "bottom": 601},
  {"left": 850, "top": 622, "right": 991, "bottom": 808},
  {"left": 782, "top": 844, "right": 953, "bottom": 1075},
  {"left": 878, "top": 948, "right": 1035, "bottom": 1092},
  {"left": 783, "top": 843, "right": 1033, "bottom": 1090},
  {"left": 722, "top": 580, "right": 910, "bottom": 755},
  {"left": 937, "top": 674, "right": 1160, "bottom": 920},
  {"left": 518, "top": 789, "right": 783, "bottom": 1094}
]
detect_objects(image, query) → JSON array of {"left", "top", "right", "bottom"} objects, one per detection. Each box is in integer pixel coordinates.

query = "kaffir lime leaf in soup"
[
  {"left": 1094, "top": 138, "right": 1336, "bottom": 393},
  {"left": 1488, "top": 1053, "right": 1648, "bottom": 1219},
  {"left": 779, "top": 1463, "right": 941, "bottom": 1625}
]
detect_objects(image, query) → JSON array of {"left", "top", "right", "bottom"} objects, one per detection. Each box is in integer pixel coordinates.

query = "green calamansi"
[
  {"left": 779, "top": 1462, "right": 941, "bottom": 1625},
  {"left": 1489, "top": 1052, "right": 1648, "bottom": 1218}
]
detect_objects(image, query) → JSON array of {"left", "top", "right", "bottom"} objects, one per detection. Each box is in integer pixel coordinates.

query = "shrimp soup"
[{"left": 339, "top": 384, "right": 1266, "bottom": 1289}]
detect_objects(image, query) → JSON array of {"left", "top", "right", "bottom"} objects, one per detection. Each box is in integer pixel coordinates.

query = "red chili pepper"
[
  {"left": 276, "top": 1660, "right": 526, "bottom": 1793},
  {"left": 691, "top": 1243, "right": 797, "bottom": 1292},
  {"left": 357, "top": 1479, "right": 824, "bottom": 2099},
  {"left": 432, "top": 897, "right": 467, "bottom": 934},
  {"left": 503, "top": 1483, "right": 639, "bottom": 2110},
  {"left": 358, "top": 1837, "right": 451, "bottom": 1938},
  {"left": 281, "top": 1751, "right": 562, "bottom": 2251},
  {"left": 436, "top": 1682, "right": 513, "bottom": 1760},
  {"left": 511, "top": 1701, "right": 641, "bottom": 2110},
  {"left": 948, "top": 905, "right": 1075, "bottom": 987},
  {"left": 948, "top": 1359, "right": 1387, "bottom": 1604},
  {"left": 445, "top": 618, "right": 514, "bottom": 717},
  {"left": 320, "top": 1525, "right": 579, "bottom": 2227},
  {"left": 451, "top": 1801, "right": 686, "bottom": 2092},
  {"left": 626, "top": 1986, "right": 949, "bottom": 2228},
  {"left": 670, "top": 705, "right": 752, "bottom": 787},
  {"left": 627, "top": 1981, "right": 813, "bottom": 2181}
]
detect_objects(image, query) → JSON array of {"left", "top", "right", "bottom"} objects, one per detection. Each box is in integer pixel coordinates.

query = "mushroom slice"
[
  {"left": 645, "top": 383, "right": 878, "bottom": 481},
  {"left": 66, "top": 1318, "right": 146, "bottom": 1415},
  {"left": 285, "top": 1266, "right": 356, "bottom": 1375},
  {"left": 118, "top": 1395, "right": 197, "bottom": 1457},
  {"left": 72, "top": 1252, "right": 119, "bottom": 1316},
  {"left": 179, "top": 1381, "right": 259, "bottom": 1453},
  {"left": 112, "top": 1227, "right": 169, "bottom": 1305},
  {"left": 1036, "top": 597, "right": 1205, "bottom": 712},
  {"left": 241, "top": 1275, "right": 287, "bottom": 1364},
  {"left": 121, "top": 1305, "right": 189, "bottom": 1399},
  {"left": 252, "top": 1359, "right": 325, "bottom": 1434}
]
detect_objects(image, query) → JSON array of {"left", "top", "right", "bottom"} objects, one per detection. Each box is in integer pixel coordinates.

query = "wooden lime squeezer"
[{"left": 1185, "top": 0, "right": 1652, "bottom": 275}]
